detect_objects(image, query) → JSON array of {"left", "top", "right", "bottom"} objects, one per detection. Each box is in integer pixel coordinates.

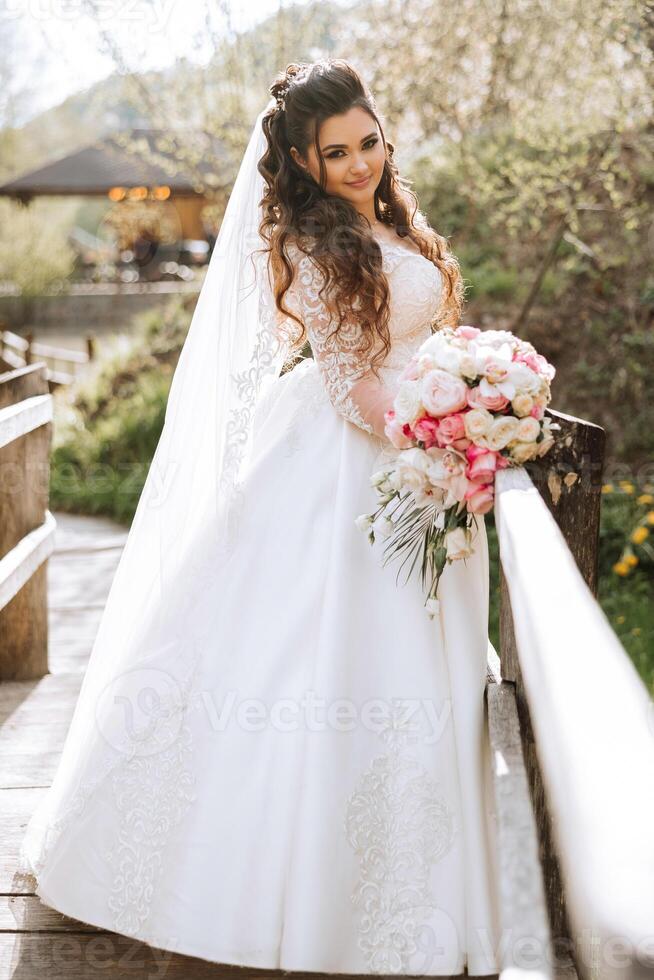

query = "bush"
[{"left": 50, "top": 293, "right": 193, "bottom": 522}]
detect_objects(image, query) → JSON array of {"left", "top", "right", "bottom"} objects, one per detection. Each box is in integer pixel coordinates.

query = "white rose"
[
  {"left": 464, "top": 407, "right": 494, "bottom": 440},
  {"left": 484, "top": 415, "right": 521, "bottom": 451},
  {"left": 459, "top": 352, "right": 478, "bottom": 379},
  {"left": 355, "top": 513, "right": 374, "bottom": 531},
  {"left": 394, "top": 379, "right": 423, "bottom": 425},
  {"left": 396, "top": 463, "right": 428, "bottom": 493},
  {"left": 512, "top": 393, "right": 534, "bottom": 417},
  {"left": 515, "top": 417, "right": 541, "bottom": 443},
  {"left": 445, "top": 526, "right": 473, "bottom": 561},
  {"left": 511, "top": 441, "right": 539, "bottom": 463}
]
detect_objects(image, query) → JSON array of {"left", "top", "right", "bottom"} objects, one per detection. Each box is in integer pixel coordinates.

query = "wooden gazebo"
[{"left": 0, "top": 128, "right": 228, "bottom": 241}]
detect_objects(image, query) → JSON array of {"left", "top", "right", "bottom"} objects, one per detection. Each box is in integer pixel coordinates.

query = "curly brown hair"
[{"left": 257, "top": 58, "right": 463, "bottom": 379}]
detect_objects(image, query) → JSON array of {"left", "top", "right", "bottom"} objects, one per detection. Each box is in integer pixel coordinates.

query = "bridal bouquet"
[{"left": 355, "top": 325, "right": 560, "bottom": 618}]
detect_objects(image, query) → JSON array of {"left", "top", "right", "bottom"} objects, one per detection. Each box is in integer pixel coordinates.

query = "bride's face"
[{"left": 290, "top": 106, "right": 385, "bottom": 207}]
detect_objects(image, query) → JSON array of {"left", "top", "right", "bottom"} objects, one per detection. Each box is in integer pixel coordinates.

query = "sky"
[{"left": 2, "top": 0, "right": 313, "bottom": 126}]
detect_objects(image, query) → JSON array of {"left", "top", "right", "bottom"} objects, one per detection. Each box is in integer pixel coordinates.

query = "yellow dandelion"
[
  {"left": 647, "top": 511, "right": 654, "bottom": 525},
  {"left": 601, "top": 483, "right": 614, "bottom": 494},
  {"left": 624, "top": 553, "right": 639, "bottom": 567},
  {"left": 619, "top": 481, "right": 634, "bottom": 493},
  {"left": 631, "top": 526, "right": 650, "bottom": 545},
  {"left": 613, "top": 561, "right": 630, "bottom": 576},
  {"left": 616, "top": 615, "right": 625, "bottom": 624},
  {"left": 631, "top": 627, "right": 642, "bottom": 636},
  {"left": 637, "top": 494, "right": 654, "bottom": 505}
]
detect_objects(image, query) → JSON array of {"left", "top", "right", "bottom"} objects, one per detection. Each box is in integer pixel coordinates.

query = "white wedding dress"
[{"left": 20, "top": 233, "right": 502, "bottom": 976}]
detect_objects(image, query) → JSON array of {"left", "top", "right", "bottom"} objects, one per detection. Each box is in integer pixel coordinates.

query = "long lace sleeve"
[{"left": 282, "top": 245, "right": 395, "bottom": 439}]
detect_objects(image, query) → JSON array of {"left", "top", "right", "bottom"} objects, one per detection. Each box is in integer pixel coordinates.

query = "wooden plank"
[
  {"left": 487, "top": 682, "right": 554, "bottom": 979},
  {"left": 1, "top": 330, "right": 29, "bottom": 352},
  {"left": 28, "top": 342, "right": 88, "bottom": 364},
  {"left": 0, "top": 674, "right": 83, "bottom": 788},
  {"left": 0, "top": 931, "right": 366, "bottom": 980},
  {"left": 0, "top": 364, "right": 49, "bottom": 408},
  {"left": 0, "top": 512, "right": 56, "bottom": 613},
  {"left": 0, "top": 788, "right": 46, "bottom": 894},
  {"left": 0, "top": 894, "right": 101, "bottom": 932},
  {"left": 0, "top": 394, "right": 52, "bottom": 451}
]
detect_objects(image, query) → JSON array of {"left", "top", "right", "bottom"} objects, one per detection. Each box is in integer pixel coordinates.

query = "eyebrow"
[{"left": 321, "top": 131, "right": 378, "bottom": 151}]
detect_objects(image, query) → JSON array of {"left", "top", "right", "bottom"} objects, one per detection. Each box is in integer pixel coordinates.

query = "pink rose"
[
  {"left": 467, "top": 382, "right": 510, "bottom": 413},
  {"left": 466, "top": 448, "right": 501, "bottom": 484},
  {"left": 465, "top": 444, "right": 488, "bottom": 462},
  {"left": 385, "top": 410, "right": 414, "bottom": 449},
  {"left": 451, "top": 436, "right": 472, "bottom": 452},
  {"left": 435, "top": 412, "right": 466, "bottom": 447},
  {"left": 514, "top": 350, "right": 556, "bottom": 380},
  {"left": 422, "top": 369, "right": 469, "bottom": 417},
  {"left": 530, "top": 403, "right": 544, "bottom": 421},
  {"left": 465, "top": 481, "right": 495, "bottom": 514},
  {"left": 413, "top": 415, "right": 440, "bottom": 449},
  {"left": 455, "top": 325, "right": 482, "bottom": 340}
]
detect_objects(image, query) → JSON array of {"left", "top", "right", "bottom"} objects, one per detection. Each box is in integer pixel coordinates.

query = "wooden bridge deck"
[{"left": 1, "top": 512, "right": 508, "bottom": 980}]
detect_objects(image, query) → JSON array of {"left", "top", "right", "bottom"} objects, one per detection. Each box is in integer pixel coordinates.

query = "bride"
[{"left": 19, "top": 58, "right": 501, "bottom": 976}]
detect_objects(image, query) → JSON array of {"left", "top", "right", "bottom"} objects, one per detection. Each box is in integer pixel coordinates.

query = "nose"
[{"left": 350, "top": 155, "right": 370, "bottom": 178}]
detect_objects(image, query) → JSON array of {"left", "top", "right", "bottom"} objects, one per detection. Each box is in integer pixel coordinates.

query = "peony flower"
[
  {"left": 482, "top": 415, "right": 521, "bottom": 451},
  {"left": 515, "top": 416, "right": 541, "bottom": 443},
  {"left": 394, "top": 379, "right": 423, "bottom": 425},
  {"left": 421, "top": 369, "right": 469, "bottom": 417},
  {"left": 434, "top": 412, "right": 466, "bottom": 447},
  {"left": 463, "top": 407, "right": 494, "bottom": 441},
  {"left": 510, "top": 441, "right": 540, "bottom": 463},
  {"left": 512, "top": 393, "right": 534, "bottom": 417}
]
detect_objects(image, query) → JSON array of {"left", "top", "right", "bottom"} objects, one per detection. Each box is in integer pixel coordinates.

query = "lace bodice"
[{"left": 282, "top": 237, "right": 443, "bottom": 436}]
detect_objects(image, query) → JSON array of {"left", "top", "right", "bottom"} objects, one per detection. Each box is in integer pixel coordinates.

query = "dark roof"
[{"left": 0, "top": 128, "right": 228, "bottom": 200}]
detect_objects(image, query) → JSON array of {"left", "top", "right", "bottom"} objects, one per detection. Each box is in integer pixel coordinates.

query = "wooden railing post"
[
  {"left": 0, "top": 362, "right": 55, "bottom": 680},
  {"left": 498, "top": 407, "right": 606, "bottom": 972}
]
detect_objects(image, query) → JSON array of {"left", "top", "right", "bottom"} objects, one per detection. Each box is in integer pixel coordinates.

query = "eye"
[{"left": 326, "top": 137, "right": 379, "bottom": 159}]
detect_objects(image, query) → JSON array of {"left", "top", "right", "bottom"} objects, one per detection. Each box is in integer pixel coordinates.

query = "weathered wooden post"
[
  {"left": 498, "top": 407, "right": 606, "bottom": 967},
  {"left": 0, "top": 362, "right": 56, "bottom": 679}
]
